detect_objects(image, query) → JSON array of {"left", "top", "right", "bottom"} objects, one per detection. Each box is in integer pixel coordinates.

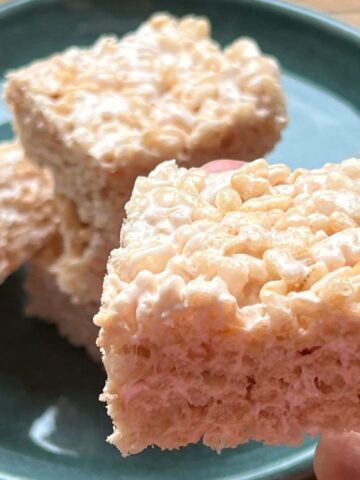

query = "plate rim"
[{"left": 0, "top": 0, "right": 359, "bottom": 46}]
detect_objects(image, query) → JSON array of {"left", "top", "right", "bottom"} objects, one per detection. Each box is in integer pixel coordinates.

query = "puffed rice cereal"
[
  {"left": 96, "top": 157, "right": 360, "bottom": 456},
  {"left": 5, "top": 13, "right": 286, "bottom": 302},
  {"left": 25, "top": 262, "right": 99, "bottom": 361},
  {"left": 0, "top": 141, "right": 57, "bottom": 283}
]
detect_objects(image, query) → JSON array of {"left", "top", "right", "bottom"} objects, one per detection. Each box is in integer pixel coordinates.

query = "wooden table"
[
  {"left": 292, "top": 0, "right": 360, "bottom": 27},
  {"left": 0, "top": 0, "right": 360, "bottom": 27}
]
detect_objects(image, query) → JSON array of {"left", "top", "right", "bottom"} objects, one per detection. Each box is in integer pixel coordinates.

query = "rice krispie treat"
[
  {"left": 95, "top": 158, "right": 360, "bottom": 456},
  {"left": 25, "top": 262, "right": 99, "bottom": 361},
  {"left": 5, "top": 13, "right": 286, "bottom": 301},
  {"left": 53, "top": 194, "right": 111, "bottom": 303},
  {"left": 0, "top": 141, "right": 57, "bottom": 283}
]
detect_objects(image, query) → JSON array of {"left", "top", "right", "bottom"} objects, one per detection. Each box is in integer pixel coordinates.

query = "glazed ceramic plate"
[{"left": 0, "top": 1, "right": 359, "bottom": 479}]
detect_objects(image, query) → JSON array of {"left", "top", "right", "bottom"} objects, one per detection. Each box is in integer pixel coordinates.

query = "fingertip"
[
  {"left": 202, "top": 159, "right": 246, "bottom": 173},
  {"left": 314, "top": 432, "right": 360, "bottom": 480}
]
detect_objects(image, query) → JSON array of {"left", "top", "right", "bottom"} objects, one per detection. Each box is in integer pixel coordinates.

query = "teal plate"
[{"left": 0, "top": 1, "right": 359, "bottom": 479}]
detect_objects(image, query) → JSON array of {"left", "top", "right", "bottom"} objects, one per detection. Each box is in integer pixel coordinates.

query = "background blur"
[{"left": 0, "top": 0, "right": 360, "bottom": 27}]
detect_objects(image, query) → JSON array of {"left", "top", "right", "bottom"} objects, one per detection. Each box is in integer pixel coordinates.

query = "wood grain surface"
[
  {"left": 291, "top": 0, "right": 360, "bottom": 26},
  {"left": 0, "top": 0, "right": 360, "bottom": 27}
]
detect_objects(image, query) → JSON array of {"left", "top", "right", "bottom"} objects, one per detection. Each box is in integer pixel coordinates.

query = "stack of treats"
[
  {"left": 2, "top": 11, "right": 360, "bottom": 458},
  {"left": 1, "top": 13, "right": 287, "bottom": 361}
]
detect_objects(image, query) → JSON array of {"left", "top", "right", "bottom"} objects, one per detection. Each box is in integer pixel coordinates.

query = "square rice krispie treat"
[
  {"left": 6, "top": 13, "right": 286, "bottom": 301},
  {"left": 0, "top": 141, "right": 97, "bottom": 357},
  {"left": 95, "top": 158, "right": 360, "bottom": 456},
  {"left": 0, "top": 141, "right": 57, "bottom": 283},
  {"left": 25, "top": 262, "right": 99, "bottom": 361},
  {"left": 52, "top": 194, "right": 112, "bottom": 303}
]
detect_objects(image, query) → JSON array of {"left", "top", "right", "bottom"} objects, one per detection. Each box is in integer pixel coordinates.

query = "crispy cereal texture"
[
  {"left": 95, "top": 158, "right": 360, "bottom": 456},
  {"left": 6, "top": 13, "right": 286, "bottom": 245},
  {"left": 0, "top": 141, "right": 57, "bottom": 284},
  {"left": 25, "top": 262, "right": 99, "bottom": 361},
  {"left": 52, "top": 194, "right": 112, "bottom": 303}
]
